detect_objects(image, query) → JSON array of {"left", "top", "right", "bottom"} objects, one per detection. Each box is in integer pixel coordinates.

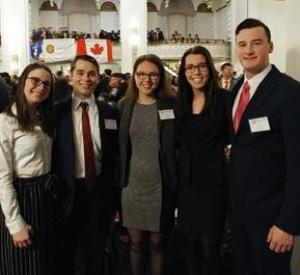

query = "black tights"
[
  {"left": 127, "top": 228, "right": 164, "bottom": 275},
  {"left": 185, "top": 235, "right": 222, "bottom": 275}
]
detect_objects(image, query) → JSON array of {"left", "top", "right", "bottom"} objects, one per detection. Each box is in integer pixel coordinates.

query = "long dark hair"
[
  {"left": 177, "top": 46, "right": 220, "bottom": 118},
  {"left": 123, "top": 54, "right": 174, "bottom": 104},
  {"left": 5, "top": 63, "right": 54, "bottom": 137}
]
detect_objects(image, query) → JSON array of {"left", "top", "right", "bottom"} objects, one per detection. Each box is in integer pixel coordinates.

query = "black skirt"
[{"left": 0, "top": 174, "right": 59, "bottom": 275}]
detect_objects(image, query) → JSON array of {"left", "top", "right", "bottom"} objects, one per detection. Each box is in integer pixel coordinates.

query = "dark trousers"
[
  {"left": 231, "top": 218, "right": 292, "bottom": 275},
  {"left": 57, "top": 180, "right": 112, "bottom": 275}
]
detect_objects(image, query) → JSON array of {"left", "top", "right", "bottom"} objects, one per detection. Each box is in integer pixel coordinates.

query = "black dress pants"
[
  {"left": 231, "top": 218, "right": 292, "bottom": 275},
  {"left": 57, "top": 180, "right": 112, "bottom": 275}
]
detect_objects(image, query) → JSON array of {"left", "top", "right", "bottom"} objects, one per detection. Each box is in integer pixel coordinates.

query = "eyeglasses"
[
  {"left": 136, "top": 72, "right": 160, "bottom": 81},
  {"left": 27, "top": 77, "right": 51, "bottom": 89},
  {"left": 184, "top": 63, "right": 208, "bottom": 74}
]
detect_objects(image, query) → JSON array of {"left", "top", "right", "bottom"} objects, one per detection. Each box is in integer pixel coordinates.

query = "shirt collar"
[
  {"left": 244, "top": 64, "right": 272, "bottom": 90},
  {"left": 72, "top": 93, "right": 96, "bottom": 111}
]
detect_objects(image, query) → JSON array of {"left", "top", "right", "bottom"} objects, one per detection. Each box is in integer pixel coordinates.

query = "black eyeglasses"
[
  {"left": 27, "top": 77, "right": 51, "bottom": 88},
  {"left": 184, "top": 63, "right": 208, "bottom": 74},
  {"left": 136, "top": 72, "right": 160, "bottom": 81}
]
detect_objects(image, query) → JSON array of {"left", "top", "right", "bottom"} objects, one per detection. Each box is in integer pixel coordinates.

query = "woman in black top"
[{"left": 177, "top": 46, "right": 228, "bottom": 275}]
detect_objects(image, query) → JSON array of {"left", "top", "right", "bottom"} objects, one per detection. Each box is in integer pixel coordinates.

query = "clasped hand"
[{"left": 12, "top": 224, "right": 33, "bottom": 248}]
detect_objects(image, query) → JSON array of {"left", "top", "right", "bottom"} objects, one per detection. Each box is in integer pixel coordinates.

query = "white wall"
[
  {"left": 148, "top": 12, "right": 160, "bottom": 31},
  {"left": 190, "top": 13, "right": 214, "bottom": 38},
  {"left": 40, "top": 11, "right": 60, "bottom": 30},
  {"left": 285, "top": 0, "right": 300, "bottom": 81},
  {"left": 168, "top": 14, "right": 187, "bottom": 37},
  {"left": 215, "top": 6, "right": 229, "bottom": 40},
  {"left": 99, "top": 11, "right": 119, "bottom": 31},
  {"left": 68, "top": 13, "right": 91, "bottom": 33}
]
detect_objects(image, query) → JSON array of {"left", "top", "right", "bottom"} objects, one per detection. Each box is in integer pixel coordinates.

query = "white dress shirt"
[
  {"left": 72, "top": 93, "right": 102, "bottom": 179},
  {"left": 232, "top": 64, "right": 272, "bottom": 117},
  {"left": 0, "top": 106, "right": 52, "bottom": 234}
]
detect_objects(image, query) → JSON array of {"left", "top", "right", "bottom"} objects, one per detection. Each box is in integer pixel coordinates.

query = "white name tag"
[
  {"left": 249, "top": 117, "right": 270, "bottom": 133},
  {"left": 158, "top": 109, "right": 175, "bottom": 120},
  {"left": 104, "top": 119, "right": 117, "bottom": 130}
]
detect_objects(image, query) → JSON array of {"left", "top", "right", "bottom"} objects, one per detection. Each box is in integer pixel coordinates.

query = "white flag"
[{"left": 41, "top": 39, "right": 76, "bottom": 63}]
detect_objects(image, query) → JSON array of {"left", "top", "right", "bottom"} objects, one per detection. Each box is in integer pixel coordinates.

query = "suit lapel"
[
  {"left": 65, "top": 98, "right": 76, "bottom": 158},
  {"left": 121, "top": 101, "right": 134, "bottom": 147},
  {"left": 236, "top": 66, "right": 281, "bottom": 134},
  {"left": 230, "top": 66, "right": 282, "bottom": 137},
  {"left": 229, "top": 77, "right": 244, "bottom": 137},
  {"left": 96, "top": 101, "right": 105, "bottom": 151},
  {"left": 157, "top": 98, "right": 174, "bottom": 141}
]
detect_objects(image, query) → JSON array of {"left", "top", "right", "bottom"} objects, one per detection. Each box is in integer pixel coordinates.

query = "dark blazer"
[
  {"left": 118, "top": 96, "right": 178, "bottom": 230},
  {"left": 228, "top": 65, "right": 300, "bottom": 235},
  {"left": 0, "top": 79, "right": 10, "bottom": 113},
  {"left": 229, "top": 77, "right": 238, "bottom": 91},
  {"left": 178, "top": 89, "right": 229, "bottom": 188},
  {"left": 52, "top": 97, "right": 119, "bottom": 217}
]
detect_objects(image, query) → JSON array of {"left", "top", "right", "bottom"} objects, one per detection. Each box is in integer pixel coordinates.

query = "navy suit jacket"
[
  {"left": 228, "top": 65, "right": 300, "bottom": 235},
  {"left": 52, "top": 97, "right": 119, "bottom": 217}
]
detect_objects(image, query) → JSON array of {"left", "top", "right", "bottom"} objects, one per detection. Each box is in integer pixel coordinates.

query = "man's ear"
[{"left": 269, "top": 41, "right": 274, "bottom": 54}]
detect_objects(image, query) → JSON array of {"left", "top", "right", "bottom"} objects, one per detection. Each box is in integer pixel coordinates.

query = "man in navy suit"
[
  {"left": 220, "top": 62, "right": 237, "bottom": 91},
  {"left": 228, "top": 18, "right": 300, "bottom": 275},
  {"left": 53, "top": 55, "right": 118, "bottom": 275}
]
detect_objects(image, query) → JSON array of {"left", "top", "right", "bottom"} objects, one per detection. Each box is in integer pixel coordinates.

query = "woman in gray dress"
[{"left": 118, "top": 54, "right": 178, "bottom": 275}]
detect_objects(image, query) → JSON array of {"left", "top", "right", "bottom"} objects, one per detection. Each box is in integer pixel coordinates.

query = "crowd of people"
[
  {"left": 30, "top": 28, "right": 120, "bottom": 43},
  {"left": 28, "top": 27, "right": 224, "bottom": 46},
  {"left": 1, "top": 18, "right": 300, "bottom": 275}
]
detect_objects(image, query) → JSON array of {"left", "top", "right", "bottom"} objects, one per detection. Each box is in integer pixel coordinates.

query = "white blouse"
[{"left": 0, "top": 111, "right": 52, "bottom": 235}]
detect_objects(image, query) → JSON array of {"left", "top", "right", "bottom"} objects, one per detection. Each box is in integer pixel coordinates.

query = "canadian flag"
[{"left": 77, "top": 39, "right": 113, "bottom": 63}]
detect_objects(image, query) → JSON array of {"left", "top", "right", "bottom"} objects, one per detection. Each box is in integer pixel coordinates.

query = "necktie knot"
[
  {"left": 80, "top": 101, "right": 88, "bottom": 110},
  {"left": 243, "top": 81, "right": 250, "bottom": 91}
]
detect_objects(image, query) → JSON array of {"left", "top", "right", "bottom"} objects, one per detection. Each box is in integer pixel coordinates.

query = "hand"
[
  {"left": 267, "top": 225, "right": 294, "bottom": 253},
  {"left": 12, "top": 224, "right": 33, "bottom": 248}
]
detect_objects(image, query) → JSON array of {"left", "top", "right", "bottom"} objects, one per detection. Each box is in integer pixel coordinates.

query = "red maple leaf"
[{"left": 90, "top": 44, "right": 104, "bottom": 55}]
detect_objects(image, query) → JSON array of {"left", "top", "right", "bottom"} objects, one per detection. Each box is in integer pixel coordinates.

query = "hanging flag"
[
  {"left": 76, "top": 39, "right": 113, "bottom": 63},
  {"left": 30, "top": 40, "right": 43, "bottom": 59},
  {"left": 40, "top": 39, "right": 76, "bottom": 63}
]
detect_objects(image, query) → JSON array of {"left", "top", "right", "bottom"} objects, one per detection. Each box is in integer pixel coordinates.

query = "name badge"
[
  {"left": 249, "top": 116, "right": 270, "bottom": 133},
  {"left": 158, "top": 109, "right": 175, "bottom": 120},
  {"left": 104, "top": 119, "right": 117, "bottom": 130}
]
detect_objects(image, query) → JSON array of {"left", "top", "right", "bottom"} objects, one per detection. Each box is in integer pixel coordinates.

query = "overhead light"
[{"left": 164, "top": 0, "right": 170, "bottom": 8}]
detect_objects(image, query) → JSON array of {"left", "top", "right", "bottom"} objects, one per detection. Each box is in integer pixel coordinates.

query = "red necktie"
[
  {"left": 233, "top": 81, "right": 250, "bottom": 132},
  {"left": 80, "top": 102, "right": 96, "bottom": 187}
]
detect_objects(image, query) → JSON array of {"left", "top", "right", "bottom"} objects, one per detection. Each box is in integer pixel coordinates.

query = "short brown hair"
[{"left": 70, "top": 55, "right": 100, "bottom": 74}]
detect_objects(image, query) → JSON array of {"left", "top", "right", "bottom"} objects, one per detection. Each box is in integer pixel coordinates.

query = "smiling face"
[
  {"left": 184, "top": 54, "right": 209, "bottom": 93},
  {"left": 24, "top": 68, "right": 52, "bottom": 108},
  {"left": 236, "top": 26, "right": 273, "bottom": 79},
  {"left": 134, "top": 60, "right": 160, "bottom": 99},
  {"left": 70, "top": 59, "right": 100, "bottom": 99}
]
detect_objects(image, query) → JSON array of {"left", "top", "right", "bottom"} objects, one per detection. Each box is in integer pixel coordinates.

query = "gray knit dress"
[{"left": 121, "top": 102, "right": 162, "bottom": 232}]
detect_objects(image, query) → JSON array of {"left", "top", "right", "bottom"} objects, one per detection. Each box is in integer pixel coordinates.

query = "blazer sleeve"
[{"left": 275, "top": 78, "right": 300, "bottom": 235}]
